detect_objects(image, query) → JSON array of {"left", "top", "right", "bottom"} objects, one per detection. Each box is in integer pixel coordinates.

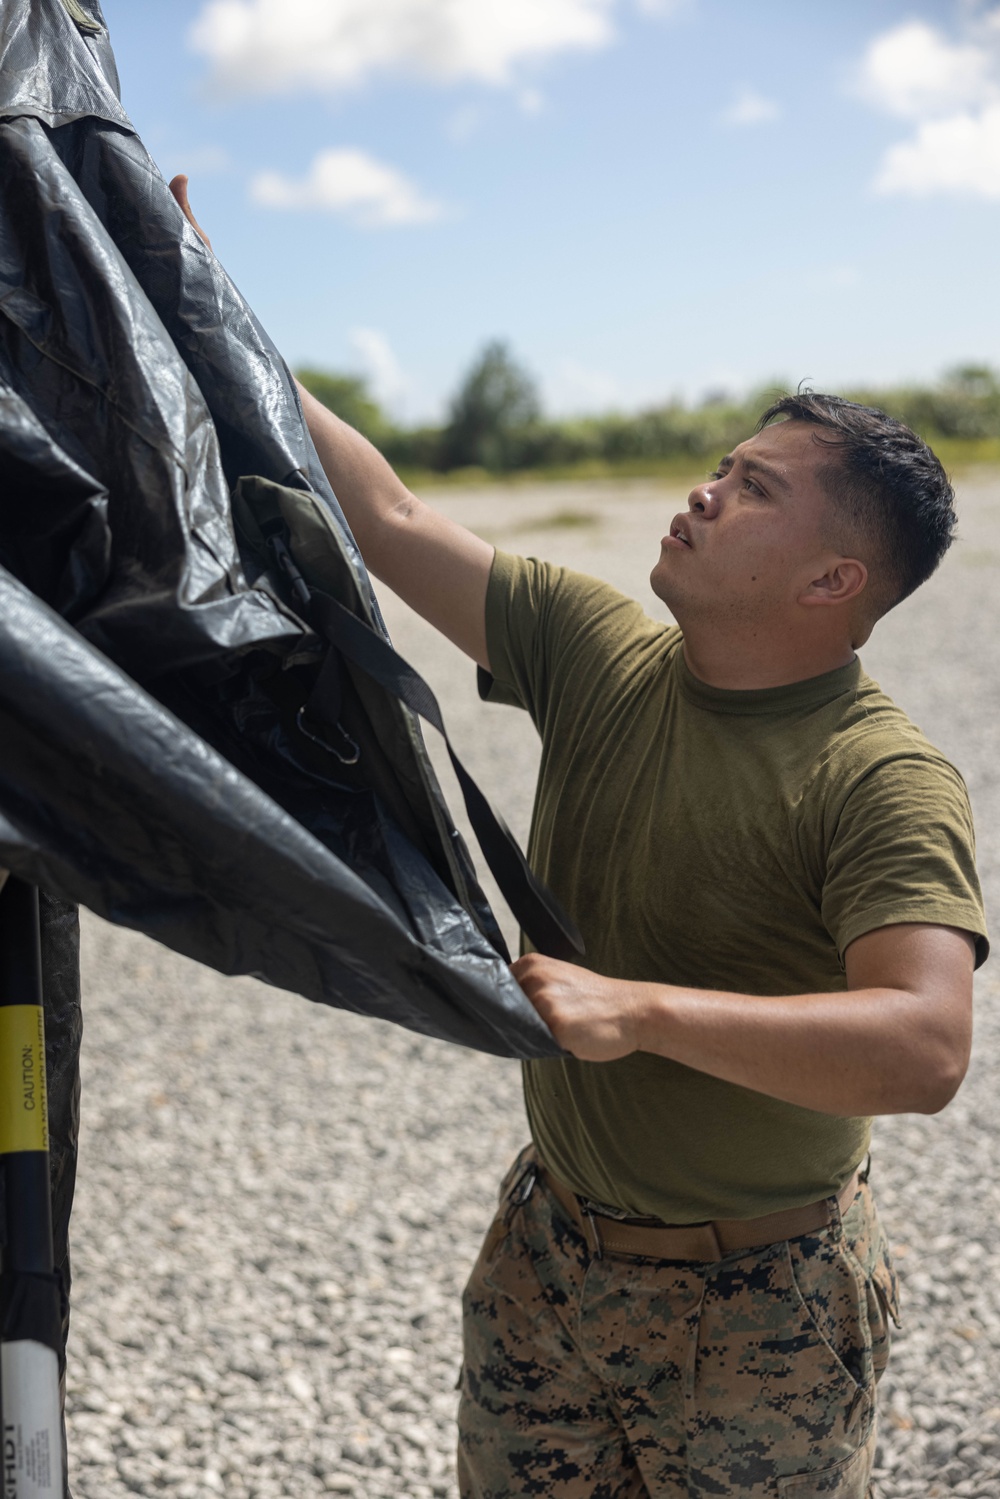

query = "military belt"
[{"left": 540, "top": 1160, "right": 862, "bottom": 1262}]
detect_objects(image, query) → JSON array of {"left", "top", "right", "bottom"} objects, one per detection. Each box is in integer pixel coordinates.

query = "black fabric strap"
[{"left": 306, "top": 591, "right": 584, "bottom": 963}]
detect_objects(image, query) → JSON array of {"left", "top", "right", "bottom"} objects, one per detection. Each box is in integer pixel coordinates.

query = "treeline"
[{"left": 296, "top": 342, "right": 1000, "bottom": 479}]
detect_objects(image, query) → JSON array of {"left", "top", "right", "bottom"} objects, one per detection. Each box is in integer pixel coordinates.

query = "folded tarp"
[{"left": 0, "top": 0, "right": 573, "bottom": 1063}]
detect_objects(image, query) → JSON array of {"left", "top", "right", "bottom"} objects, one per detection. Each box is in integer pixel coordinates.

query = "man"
[{"left": 171, "top": 178, "right": 989, "bottom": 1499}]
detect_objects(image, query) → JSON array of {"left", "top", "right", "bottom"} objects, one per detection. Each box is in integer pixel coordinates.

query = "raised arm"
[
  {"left": 296, "top": 385, "right": 494, "bottom": 668},
  {"left": 168, "top": 174, "right": 494, "bottom": 669}
]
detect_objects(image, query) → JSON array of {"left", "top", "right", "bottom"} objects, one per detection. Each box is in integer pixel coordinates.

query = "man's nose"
[{"left": 687, "top": 481, "right": 719, "bottom": 518}]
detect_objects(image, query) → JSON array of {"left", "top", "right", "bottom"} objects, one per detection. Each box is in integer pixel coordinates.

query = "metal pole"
[{"left": 0, "top": 877, "right": 64, "bottom": 1498}]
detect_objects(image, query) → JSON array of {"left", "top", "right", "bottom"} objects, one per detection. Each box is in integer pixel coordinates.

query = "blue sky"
[{"left": 100, "top": 0, "right": 1000, "bottom": 423}]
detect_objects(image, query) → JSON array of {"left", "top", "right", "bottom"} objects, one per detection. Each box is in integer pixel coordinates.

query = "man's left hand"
[
  {"left": 511, "top": 953, "right": 645, "bottom": 1060},
  {"left": 514, "top": 924, "right": 976, "bottom": 1117}
]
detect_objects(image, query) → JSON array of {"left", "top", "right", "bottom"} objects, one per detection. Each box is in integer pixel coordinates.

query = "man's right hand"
[{"left": 169, "top": 174, "right": 494, "bottom": 671}]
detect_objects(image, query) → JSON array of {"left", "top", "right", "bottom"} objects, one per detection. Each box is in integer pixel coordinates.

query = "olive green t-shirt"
[{"left": 484, "top": 550, "right": 988, "bottom": 1223}]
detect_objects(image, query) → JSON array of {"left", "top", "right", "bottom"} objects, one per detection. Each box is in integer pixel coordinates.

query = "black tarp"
[
  {"left": 0, "top": 0, "right": 568, "bottom": 1064},
  {"left": 1, "top": 8, "right": 584, "bottom": 1489}
]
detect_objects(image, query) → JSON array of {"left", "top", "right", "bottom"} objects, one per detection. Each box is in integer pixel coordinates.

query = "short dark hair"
[{"left": 756, "top": 391, "right": 956, "bottom": 617}]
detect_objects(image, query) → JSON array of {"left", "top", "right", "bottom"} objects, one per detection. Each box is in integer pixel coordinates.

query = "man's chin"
[
  {"left": 647, "top": 573, "right": 682, "bottom": 626},
  {"left": 649, "top": 563, "right": 682, "bottom": 609}
]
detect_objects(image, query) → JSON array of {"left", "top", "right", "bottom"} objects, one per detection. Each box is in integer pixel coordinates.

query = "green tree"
[
  {"left": 945, "top": 363, "right": 999, "bottom": 400},
  {"left": 442, "top": 340, "right": 542, "bottom": 471},
  {"left": 295, "top": 368, "right": 390, "bottom": 446}
]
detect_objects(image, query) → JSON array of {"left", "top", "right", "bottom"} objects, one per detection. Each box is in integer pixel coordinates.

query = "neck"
[{"left": 679, "top": 623, "right": 856, "bottom": 691}]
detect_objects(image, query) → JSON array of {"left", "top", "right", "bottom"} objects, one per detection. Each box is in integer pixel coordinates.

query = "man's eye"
[{"left": 708, "top": 469, "right": 723, "bottom": 480}]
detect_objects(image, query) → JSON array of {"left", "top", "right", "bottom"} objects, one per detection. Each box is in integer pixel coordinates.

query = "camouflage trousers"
[{"left": 458, "top": 1149, "right": 900, "bottom": 1498}]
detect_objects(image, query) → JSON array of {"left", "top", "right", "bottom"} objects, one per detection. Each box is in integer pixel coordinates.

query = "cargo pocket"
[
  {"left": 842, "top": 1197, "right": 901, "bottom": 1386},
  {"left": 464, "top": 1148, "right": 536, "bottom": 1308},
  {"left": 865, "top": 1244, "right": 900, "bottom": 1383},
  {"left": 777, "top": 1416, "right": 876, "bottom": 1495},
  {"left": 785, "top": 1235, "right": 873, "bottom": 1405}
]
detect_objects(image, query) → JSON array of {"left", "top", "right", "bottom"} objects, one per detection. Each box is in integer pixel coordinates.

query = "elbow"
[
  {"left": 917, "top": 1056, "right": 968, "bottom": 1114},
  {"left": 912, "top": 1038, "right": 970, "bottom": 1115},
  {"left": 898, "top": 987, "right": 973, "bottom": 1116},
  {"left": 364, "top": 491, "right": 424, "bottom": 585},
  {"left": 849, "top": 1043, "right": 971, "bottom": 1119},
  {"left": 387, "top": 490, "right": 423, "bottom": 527}
]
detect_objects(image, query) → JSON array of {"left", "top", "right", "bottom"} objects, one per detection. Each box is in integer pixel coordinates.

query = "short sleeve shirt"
[{"left": 484, "top": 550, "right": 988, "bottom": 1222}]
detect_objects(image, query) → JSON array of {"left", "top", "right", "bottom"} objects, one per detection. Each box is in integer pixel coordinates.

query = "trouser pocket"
[
  {"left": 839, "top": 1179, "right": 901, "bottom": 1384},
  {"left": 777, "top": 1415, "right": 877, "bottom": 1495}
]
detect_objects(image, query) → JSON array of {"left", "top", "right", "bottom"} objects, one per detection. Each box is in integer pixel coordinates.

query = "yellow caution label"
[{"left": 0, "top": 1006, "right": 49, "bottom": 1154}]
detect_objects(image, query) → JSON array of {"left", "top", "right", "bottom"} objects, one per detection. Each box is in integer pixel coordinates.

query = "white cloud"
[
  {"left": 349, "top": 327, "right": 408, "bottom": 408},
  {"left": 857, "top": 19, "right": 996, "bottom": 120},
  {"left": 189, "top": 0, "right": 617, "bottom": 96},
  {"left": 249, "top": 148, "right": 445, "bottom": 226},
  {"left": 874, "top": 102, "right": 1000, "bottom": 199},
  {"left": 859, "top": 10, "right": 1000, "bottom": 200},
  {"left": 722, "top": 89, "right": 780, "bottom": 127}
]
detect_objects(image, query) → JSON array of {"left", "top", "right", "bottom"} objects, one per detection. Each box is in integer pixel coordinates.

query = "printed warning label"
[{"left": 0, "top": 1006, "right": 48, "bottom": 1154}]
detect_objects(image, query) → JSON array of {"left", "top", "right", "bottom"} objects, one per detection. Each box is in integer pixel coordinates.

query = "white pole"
[{"left": 2, "top": 1342, "right": 62, "bottom": 1497}]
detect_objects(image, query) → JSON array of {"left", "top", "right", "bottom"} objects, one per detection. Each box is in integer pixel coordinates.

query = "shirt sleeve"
[
  {"left": 481, "top": 549, "right": 665, "bottom": 733},
  {"left": 822, "top": 753, "right": 989, "bottom": 968}
]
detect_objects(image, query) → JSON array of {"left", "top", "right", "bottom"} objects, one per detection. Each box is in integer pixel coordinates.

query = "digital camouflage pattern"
[{"left": 458, "top": 1150, "right": 900, "bottom": 1498}]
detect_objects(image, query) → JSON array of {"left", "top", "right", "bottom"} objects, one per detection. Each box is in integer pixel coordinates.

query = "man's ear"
[{"left": 798, "top": 557, "right": 868, "bottom": 608}]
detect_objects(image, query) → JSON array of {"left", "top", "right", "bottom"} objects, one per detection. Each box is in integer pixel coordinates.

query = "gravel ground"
[{"left": 65, "top": 471, "right": 1000, "bottom": 1497}]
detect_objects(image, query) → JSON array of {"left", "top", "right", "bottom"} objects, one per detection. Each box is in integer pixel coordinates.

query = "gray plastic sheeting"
[{"left": 0, "top": 0, "right": 564, "bottom": 1064}]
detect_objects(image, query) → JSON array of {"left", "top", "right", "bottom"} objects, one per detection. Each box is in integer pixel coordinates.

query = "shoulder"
[
  {"left": 489, "top": 549, "right": 652, "bottom": 621},
  {"left": 814, "top": 672, "right": 987, "bottom": 965},
  {"left": 483, "top": 549, "right": 681, "bottom": 718},
  {"left": 814, "top": 669, "right": 967, "bottom": 812},
  {"left": 488, "top": 549, "right": 678, "bottom": 660}
]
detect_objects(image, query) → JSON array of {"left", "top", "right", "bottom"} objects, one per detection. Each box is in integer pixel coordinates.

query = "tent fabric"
[{"left": 0, "top": 0, "right": 565, "bottom": 1063}]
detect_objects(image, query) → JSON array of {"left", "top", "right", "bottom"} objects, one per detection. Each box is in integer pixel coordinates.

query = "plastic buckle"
[
  {"left": 267, "top": 533, "right": 312, "bottom": 611},
  {"left": 504, "top": 1161, "right": 537, "bottom": 1225}
]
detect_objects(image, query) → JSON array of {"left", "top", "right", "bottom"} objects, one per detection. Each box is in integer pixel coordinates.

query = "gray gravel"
[{"left": 66, "top": 472, "right": 1000, "bottom": 1496}]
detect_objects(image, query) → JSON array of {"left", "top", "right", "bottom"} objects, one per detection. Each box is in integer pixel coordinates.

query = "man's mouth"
[{"left": 665, "top": 516, "right": 692, "bottom": 549}]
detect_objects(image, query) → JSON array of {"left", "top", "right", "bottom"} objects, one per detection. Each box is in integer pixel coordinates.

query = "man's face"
[{"left": 650, "top": 420, "right": 842, "bottom": 631}]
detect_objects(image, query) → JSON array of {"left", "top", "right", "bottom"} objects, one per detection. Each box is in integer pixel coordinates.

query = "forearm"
[
  {"left": 296, "top": 381, "right": 493, "bottom": 664},
  {"left": 635, "top": 981, "right": 967, "bottom": 1117},
  {"left": 513, "top": 934, "right": 974, "bottom": 1118},
  {"left": 297, "top": 381, "right": 413, "bottom": 572}
]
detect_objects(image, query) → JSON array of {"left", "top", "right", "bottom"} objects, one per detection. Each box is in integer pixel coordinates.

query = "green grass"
[
  {"left": 399, "top": 439, "right": 1000, "bottom": 494},
  {"left": 399, "top": 455, "right": 717, "bottom": 492},
  {"left": 928, "top": 438, "right": 1000, "bottom": 472}
]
